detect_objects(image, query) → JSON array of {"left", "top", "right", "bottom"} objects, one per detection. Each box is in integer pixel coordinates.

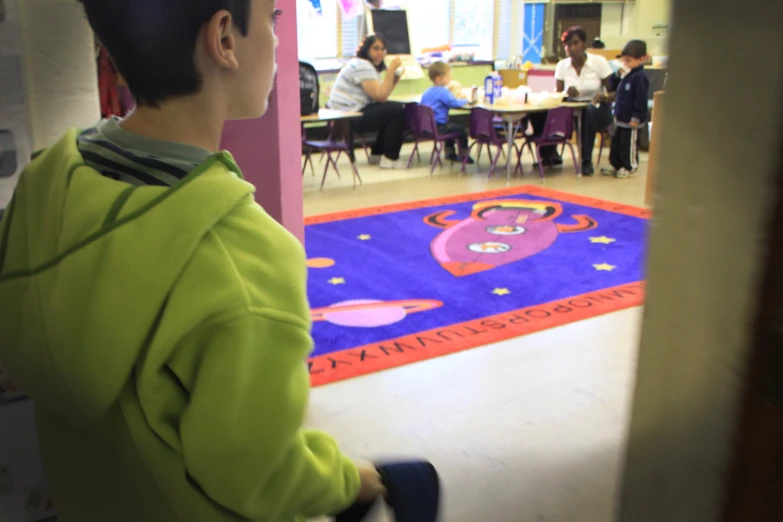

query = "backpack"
[{"left": 299, "top": 61, "right": 319, "bottom": 117}]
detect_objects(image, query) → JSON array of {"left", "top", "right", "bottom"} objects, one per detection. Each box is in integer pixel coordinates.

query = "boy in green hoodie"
[{"left": 0, "top": 1, "right": 385, "bottom": 521}]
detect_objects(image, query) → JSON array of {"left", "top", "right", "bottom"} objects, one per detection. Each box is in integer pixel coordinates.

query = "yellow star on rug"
[
  {"left": 589, "top": 236, "right": 616, "bottom": 244},
  {"left": 593, "top": 263, "right": 617, "bottom": 272},
  {"left": 328, "top": 277, "right": 346, "bottom": 285},
  {"left": 492, "top": 288, "right": 511, "bottom": 296},
  {"left": 358, "top": 234, "right": 372, "bottom": 241}
]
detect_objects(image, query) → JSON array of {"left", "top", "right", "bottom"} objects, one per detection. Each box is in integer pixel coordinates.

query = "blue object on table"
[
  {"left": 308, "top": 0, "right": 322, "bottom": 14},
  {"left": 484, "top": 74, "right": 495, "bottom": 104},
  {"left": 335, "top": 460, "right": 441, "bottom": 522}
]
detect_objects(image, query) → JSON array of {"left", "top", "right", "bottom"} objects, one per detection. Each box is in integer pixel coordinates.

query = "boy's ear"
[{"left": 204, "top": 10, "right": 240, "bottom": 71}]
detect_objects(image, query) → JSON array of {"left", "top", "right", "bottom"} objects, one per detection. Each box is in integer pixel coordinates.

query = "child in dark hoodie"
[{"left": 600, "top": 40, "right": 650, "bottom": 179}]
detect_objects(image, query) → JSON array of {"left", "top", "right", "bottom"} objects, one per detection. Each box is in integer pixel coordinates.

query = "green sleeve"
[{"left": 173, "top": 311, "right": 360, "bottom": 520}]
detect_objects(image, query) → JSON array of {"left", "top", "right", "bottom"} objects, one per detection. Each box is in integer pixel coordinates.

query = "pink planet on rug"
[{"left": 311, "top": 299, "right": 443, "bottom": 328}]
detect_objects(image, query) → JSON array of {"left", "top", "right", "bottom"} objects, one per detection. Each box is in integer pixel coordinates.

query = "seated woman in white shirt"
[
  {"left": 528, "top": 26, "right": 614, "bottom": 175},
  {"left": 328, "top": 35, "right": 407, "bottom": 169}
]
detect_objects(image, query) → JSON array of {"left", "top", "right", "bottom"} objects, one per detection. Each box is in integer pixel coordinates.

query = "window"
[
  {"left": 296, "top": 0, "right": 338, "bottom": 60},
  {"left": 495, "top": 0, "right": 514, "bottom": 60},
  {"left": 297, "top": 0, "right": 517, "bottom": 62},
  {"left": 340, "top": 12, "right": 361, "bottom": 58},
  {"left": 452, "top": 0, "right": 514, "bottom": 60},
  {"left": 452, "top": 1, "right": 494, "bottom": 60},
  {"left": 406, "top": 0, "right": 451, "bottom": 56}
]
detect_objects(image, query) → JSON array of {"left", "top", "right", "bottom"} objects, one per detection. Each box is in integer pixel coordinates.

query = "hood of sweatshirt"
[{"left": 0, "top": 128, "right": 254, "bottom": 426}]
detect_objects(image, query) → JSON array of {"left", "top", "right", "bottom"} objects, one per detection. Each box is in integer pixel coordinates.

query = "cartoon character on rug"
[{"left": 424, "top": 199, "right": 597, "bottom": 276}]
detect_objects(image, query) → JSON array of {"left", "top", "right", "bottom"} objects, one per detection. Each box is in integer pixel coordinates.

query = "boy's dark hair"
[
  {"left": 78, "top": 0, "right": 251, "bottom": 108},
  {"left": 591, "top": 38, "right": 606, "bottom": 49},
  {"left": 428, "top": 61, "right": 451, "bottom": 82},
  {"left": 356, "top": 34, "right": 387, "bottom": 72},
  {"left": 562, "top": 26, "right": 587, "bottom": 44},
  {"left": 622, "top": 40, "right": 648, "bottom": 59}
]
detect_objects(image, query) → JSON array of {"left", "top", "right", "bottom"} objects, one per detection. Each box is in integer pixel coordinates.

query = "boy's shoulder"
[
  {"left": 630, "top": 68, "right": 649, "bottom": 87},
  {"left": 423, "top": 85, "right": 446, "bottom": 96}
]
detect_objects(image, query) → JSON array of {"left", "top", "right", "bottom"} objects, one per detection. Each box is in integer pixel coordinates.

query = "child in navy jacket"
[{"left": 601, "top": 40, "right": 650, "bottom": 179}]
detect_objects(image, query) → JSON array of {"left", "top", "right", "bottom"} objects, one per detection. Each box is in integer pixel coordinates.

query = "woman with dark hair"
[
  {"left": 528, "top": 26, "right": 614, "bottom": 175},
  {"left": 328, "top": 34, "right": 407, "bottom": 169}
]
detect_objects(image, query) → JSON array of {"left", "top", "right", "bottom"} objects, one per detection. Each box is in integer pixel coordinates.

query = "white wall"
[
  {"left": 600, "top": 4, "right": 625, "bottom": 49},
  {"left": 599, "top": 0, "right": 671, "bottom": 56},
  {"left": 19, "top": 0, "right": 99, "bottom": 150}
]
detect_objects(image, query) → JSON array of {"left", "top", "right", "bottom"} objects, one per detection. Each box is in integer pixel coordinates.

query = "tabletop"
[
  {"left": 389, "top": 95, "right": 588, "bottom": 114},
  {"left": 301, "top": 109, "right": 363, "bottom": 123},
  {"left": 475, "top": 101, "right": 590, "bottom": 114}
]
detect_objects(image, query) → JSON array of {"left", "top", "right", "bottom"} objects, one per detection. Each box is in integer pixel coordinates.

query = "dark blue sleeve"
[
  {"left": 631, "top": 74, "right": 650, "bottom": 122},
  {"left": 608, "top": 72, "right": 621, "bottom": 92}
]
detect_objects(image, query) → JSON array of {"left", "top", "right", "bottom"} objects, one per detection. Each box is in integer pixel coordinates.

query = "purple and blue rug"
[{"left": 305, "top": 186, "right": 649, "bottom": 386}]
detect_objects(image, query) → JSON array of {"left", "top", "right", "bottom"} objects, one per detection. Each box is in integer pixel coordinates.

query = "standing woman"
[
  {"left": 555, "top": 26, "right": 614, "bottom": 175},
  {"left": 328, "top": 34, "right": 407, "bottom": 169}
]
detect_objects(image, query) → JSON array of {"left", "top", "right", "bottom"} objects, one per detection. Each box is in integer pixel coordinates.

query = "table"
[
  {"left": 390, "top": 96, "right": 587, "bottom": 184},
  {"left": 474, "top": 102, "right": 588, "bottom": 185},
  {"left": 388, "top": 94, "right": 472, "bottom": 115},
  {"left": 300, "top": 109, "right": 362, "bottom": 123},
  {"left": 301, "top": 109, "right": 363, "bottom": 189}
]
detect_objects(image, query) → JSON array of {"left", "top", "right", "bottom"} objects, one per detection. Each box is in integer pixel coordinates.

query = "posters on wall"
[{"left": 0, "top": 0, "right": 31, "bottom": 211}]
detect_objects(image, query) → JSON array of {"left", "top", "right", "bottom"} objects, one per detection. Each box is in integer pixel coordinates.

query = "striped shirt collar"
[{"left": 97, "top": 117, "right": 212, "bottom": 166}]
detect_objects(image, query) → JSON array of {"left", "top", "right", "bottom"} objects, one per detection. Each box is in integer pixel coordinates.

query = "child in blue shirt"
[
  {"left": 600, "top": 40, "right": 650, "bottom": 179},
  {"left": 420, "top": 62, "right": 474, "bottom": 164}
]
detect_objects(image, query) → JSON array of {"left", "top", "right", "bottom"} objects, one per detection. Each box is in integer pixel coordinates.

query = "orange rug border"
[
  {"left": 305, "top": 185, "right": 651, "bottom": 225},
  {"left": 310, "top": 282, "right": 645, "bottom": 387},
  {"left": 306, "top": 186, "right": 649, "bottom": 387}
]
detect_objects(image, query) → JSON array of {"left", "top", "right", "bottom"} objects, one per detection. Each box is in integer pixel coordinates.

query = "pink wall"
[
  {"left": 526, "top": 69, "right": 557, "bottom": 93},
  {"left": 220, "top": 0, "right": 304, "bottom": 243}
]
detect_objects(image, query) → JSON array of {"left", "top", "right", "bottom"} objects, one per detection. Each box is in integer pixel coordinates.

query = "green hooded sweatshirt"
[{"left": 0, "top": 129, "right": 359, "bottom": 522}]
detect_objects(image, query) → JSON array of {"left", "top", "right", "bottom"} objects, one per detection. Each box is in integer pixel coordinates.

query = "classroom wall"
[
  {"left": 600, "top": 4, "right": 624, "bottom": 44},
  {"left": 18, "top": 0, "right": 100, "bottom": 149},
  {"left": 617, "top": 0, "right": 783, "bottom": 520},
  {"left": 316, "top": 64, "right": 492, "bottom": 107},
  {"left": 599, "top": 0, "right": 671, "bottom": 56}
]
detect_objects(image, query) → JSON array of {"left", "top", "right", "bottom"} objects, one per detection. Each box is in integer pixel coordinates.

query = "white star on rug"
[
  {"left": 589, "top": 236, "right": 616, "bottom": 244},
  {"left": 492, "top": 288, "right": 511, "bottom": 296},
  {"left": 358, "top": 234, "right": 372, "bottom": 240},
  {"left": 593, "top": 263, "right": 617, "bottom": 272},
  {"left": 328, "top": 277, "right": 346, "bottom": 285}
]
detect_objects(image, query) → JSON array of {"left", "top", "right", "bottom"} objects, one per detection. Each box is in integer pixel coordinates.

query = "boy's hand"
[
  {"left": 592, "top": 92, "right": 605, "bottom": 104},
  {"left": 567, "top": 86, "right": 580, "bottom": 98},
  {"left": 357, "top": 465, "right": 386, "bottom": 503},
  {"left": 629, "top": 119, "right": 640, "bottom": 128}
]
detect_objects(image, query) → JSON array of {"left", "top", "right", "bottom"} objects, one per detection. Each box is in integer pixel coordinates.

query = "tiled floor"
[{"left": 304, "top": 144, "right": 647, "bottom": 522}]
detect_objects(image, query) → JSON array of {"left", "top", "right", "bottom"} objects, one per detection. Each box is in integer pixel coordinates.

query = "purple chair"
[
  {"left": 461, "top": 108, "right": 522, "bottom": 180},
  {"left": 559, "top": 125, "right": 611, "bottom": 167},
  {"left": 406, "top": 103, "right": 465, "bottom": 176},
  {"left": 353, "top": 132, "right": 372, "bottom": 162},
  {"left": 520, "top": 107, "right": 579, "bottom": 179},
  {"left": 404, "top": 103, "right": 423, "bottom": 165},
  {"left": 302, "top": 123, "right": 353, "bottom": 190}
]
